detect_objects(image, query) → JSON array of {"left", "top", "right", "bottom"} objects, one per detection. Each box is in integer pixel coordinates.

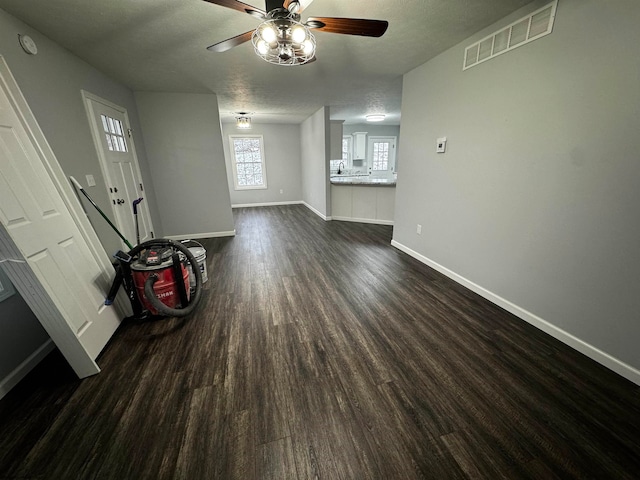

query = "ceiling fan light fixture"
[
  {"left": 302, "top": 39, "right": 314, "bottom": 55},
  {"left": 366, "top": 114, "right": 386, "bottom": 122},
  {"left": 251, "top": 18, "right": 315, "bottom": 66},
  {"left": 279, "top": 45, "right": 293, "bottom": 61},
  {"left": 257, "top": 40, "right": 270, "bottom": 55},
  {"left": 260, "top": 25, "right": 277, "bottom": 43},
  {"left": 291, "top": 25, "right": 307, "bottom": 43}
]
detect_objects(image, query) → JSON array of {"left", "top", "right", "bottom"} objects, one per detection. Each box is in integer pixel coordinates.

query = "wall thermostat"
[
  {"left": 18, "top": 34, "right": 38, "bottom": 55},
  {"left": 436, "top": 137, "right": 447, "bottom": 153}
]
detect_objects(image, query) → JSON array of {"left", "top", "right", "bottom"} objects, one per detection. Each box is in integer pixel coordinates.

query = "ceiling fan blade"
[
  {"left": 201, "top": 0, "right": 266, "bottom": 18},
  {"left": 207, "top": 30, "right": 254, "bottom": 52},
  {"left": 305, "top": 17, "right": 389, "bottom": 37}
]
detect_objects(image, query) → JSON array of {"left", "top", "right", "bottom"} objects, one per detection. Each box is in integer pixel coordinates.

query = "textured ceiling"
[{"left": 0, "top": 0, "right": 533, "bottom": 125}]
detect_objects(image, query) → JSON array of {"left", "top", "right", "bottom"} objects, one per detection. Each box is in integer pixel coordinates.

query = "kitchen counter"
[
  {"left": 330, "top": 176, "right": 396, "bottom": 225},
  {"left": 330, "top": 175, "right": 397, "bottom": 186}
]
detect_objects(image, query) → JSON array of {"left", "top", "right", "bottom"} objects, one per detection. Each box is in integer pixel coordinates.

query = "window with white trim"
[
  {"left": 342, "top": 136, "right": 352, "bottom": 164},
  {"left": 330, "top": 136, "right": 353, "bottom": 173},
  {"left": 229, "top": 135, "right": 267, "bottom": 190}
]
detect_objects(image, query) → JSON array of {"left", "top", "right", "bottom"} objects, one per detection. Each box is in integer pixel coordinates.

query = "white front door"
[
  {"left": 82, "top": 92, "right": 153, "bottom": 247},
  {"left": 368, "top": 136, "right": 397, "bottom": 176},
  {"left": 0, "top": 59, "right": 121, "bottom": 377}
]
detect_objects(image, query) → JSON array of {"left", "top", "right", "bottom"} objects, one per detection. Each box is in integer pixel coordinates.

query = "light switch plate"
[
  {"left": 85, "top": 174, "right": 96, "bottom": 187},
  {"left": 436, "top": 137, "right": 447, "bottom": 153}
]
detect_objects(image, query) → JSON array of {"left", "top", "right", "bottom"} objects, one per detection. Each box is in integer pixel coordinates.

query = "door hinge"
[
  {"left": 139, "top": 183, "right": 144, "bottom": 191},
  {"left": 127, "top": 128, "right": 133, "bottom": 138}
]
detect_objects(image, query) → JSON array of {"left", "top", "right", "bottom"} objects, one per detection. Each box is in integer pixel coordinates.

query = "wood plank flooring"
[{"left": 1, "top": 204, "right": 639, "bottom": 479}]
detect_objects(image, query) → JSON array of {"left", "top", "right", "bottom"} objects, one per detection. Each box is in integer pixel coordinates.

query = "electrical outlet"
[
  {"left": 436, "top": 137, "right": 447, "bottom": 153},
  {"left": 85, "top": 174, "right": 96, "bottom": 187},
  {"left": 416, "top": 224, "right": 422, "bottom": 235}
]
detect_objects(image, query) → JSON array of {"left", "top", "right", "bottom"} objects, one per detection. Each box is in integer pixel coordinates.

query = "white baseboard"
[
  {"left": 164, "top": 230, "right": 236, "bottom": 241},
  {"left": 232, "top": 201, "right": 304, "bottom": 208},
  {"left": 0, "top": 339, "right": 55, "bottom": 400},
  {"left": 332, "top": 216, "right": 394, "bottom": 226},
  {"left": 391, "top": 239, "right": 640, "bottom": 386},
  {"left": 302, "top": 202, "right": 331, "bottom": 221}
]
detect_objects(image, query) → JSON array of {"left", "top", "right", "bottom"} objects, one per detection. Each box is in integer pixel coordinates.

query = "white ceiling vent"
[{"left": 463, "top": 0, "right": 557, "bottom": 70}]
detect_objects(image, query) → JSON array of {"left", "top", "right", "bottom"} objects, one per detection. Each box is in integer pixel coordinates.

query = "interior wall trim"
[
  {"left": 332, "top": 216, "right": 394, "bottom": 226},
  {"left": 391, "top": 240, "right": 640, "bottom": 386},
  {"left": 232, "top": 201, "right": 304, "bottom": 208},
  {"left": 0, "top": 339, "right": 55, "bottom": 401},
  {"left": 302, "top": 202, "right": 331, "bottom": 221}
]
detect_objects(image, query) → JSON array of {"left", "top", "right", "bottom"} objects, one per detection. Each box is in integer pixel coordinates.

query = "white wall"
[
  {"left": 134, "top": 92, "right": 235, "bottom": 239},
  {"left": 221, "top": 122, "right": 303, "bottom": 206},
  {"left": 0, "top": 8, "right": 162, "bottom": 255},
  {"left": 393, "top": 0, "right": 640, "bottom": 382},
  {"left": 300, "top": 107, "right": 330, "bottom": 218}
]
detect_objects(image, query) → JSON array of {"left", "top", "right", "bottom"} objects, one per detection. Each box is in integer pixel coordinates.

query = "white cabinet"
[
  {"left": 353, "top": 132, "right": 367, "bottom": 159},
  {"left": 330, "top": 184, "right": 395, "bottom": 225}
]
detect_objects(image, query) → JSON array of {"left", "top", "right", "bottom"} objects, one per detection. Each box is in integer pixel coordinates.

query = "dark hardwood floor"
[{"left": 1, "top": 204, "right": 639, "bottom": 479}]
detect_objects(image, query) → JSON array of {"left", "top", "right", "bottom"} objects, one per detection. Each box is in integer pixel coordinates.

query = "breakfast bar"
[{"left": 330, "top": 175, "right": 396, "bottom": 225}]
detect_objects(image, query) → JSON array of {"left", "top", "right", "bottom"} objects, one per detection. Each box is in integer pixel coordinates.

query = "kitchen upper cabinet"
[{"left": 353, "top": 132, "right": 367, "bottom": 159}]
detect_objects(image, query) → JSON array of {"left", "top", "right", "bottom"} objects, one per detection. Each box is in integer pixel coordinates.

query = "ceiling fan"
[{"left": 203, "top": 0, "right": 389, "bottom": 66}]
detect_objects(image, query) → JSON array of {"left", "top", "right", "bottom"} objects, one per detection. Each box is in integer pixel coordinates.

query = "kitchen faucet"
[{"left": 337, "top": 161, "right": 344, "bottom": 175}]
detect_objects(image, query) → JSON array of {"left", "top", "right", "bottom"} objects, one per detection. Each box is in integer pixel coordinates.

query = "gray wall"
[
  {"left": 0, "top": 276, "right": 49, "bottom": 386},
  {"left": 394, "top": 0, "right": 640, "bottom": 373},
  {"left": 221, "top": 122, "right": 303, "bottom": 206},
  {"left": 135, "top": 92, "right": 235, "bottom": 238},
  {"left": 300, "top": 107, "right": 330, "bottom": 217},
  {"left": 0, "top": 8, "right": 162, "bottom": 255}
]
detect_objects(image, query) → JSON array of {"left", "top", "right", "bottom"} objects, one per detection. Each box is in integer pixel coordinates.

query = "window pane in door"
[{"left": 372, "top": 142, "right": 389, "bottom": 171}]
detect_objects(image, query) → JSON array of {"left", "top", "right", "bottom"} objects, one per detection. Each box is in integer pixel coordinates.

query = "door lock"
[{"left": 117, "top": 199, "right": 125, "bottom": 205}]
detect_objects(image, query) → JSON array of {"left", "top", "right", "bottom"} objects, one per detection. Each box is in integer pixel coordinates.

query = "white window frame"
[
  {"left": 368, "top": 136, "right": 397, "bottom": 174},
  {"left": 342, "top": 135, "right": 352, "bottom": 166},
  {"left": 330, "top": 136, "right": 353, "bottom": 173},
  {"left": 229, "top": 135, "right": 268, "bottom": 190}
]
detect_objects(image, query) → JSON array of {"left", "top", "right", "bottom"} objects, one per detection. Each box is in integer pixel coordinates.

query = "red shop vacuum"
[
  {"left": 71, "top": 177, "right": 203, "bottom": 320},
  {"left": 110, "top": 238, "right": 201, "bottom": 319}
]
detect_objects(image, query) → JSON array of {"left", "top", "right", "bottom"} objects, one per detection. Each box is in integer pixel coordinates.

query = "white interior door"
[
  {"left": 368, "top": 136, "right": 397, "bottom": 176},
  {"left": 82, "top": 92, "right": 153, "bottom": 247},
  {"left": 0, "top": 58, "right": 121, "bottom": 377}
]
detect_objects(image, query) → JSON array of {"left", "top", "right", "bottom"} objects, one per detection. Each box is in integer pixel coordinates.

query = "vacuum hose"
[{"left": 129, "top": 239, "right": 203, "bottom": 318}]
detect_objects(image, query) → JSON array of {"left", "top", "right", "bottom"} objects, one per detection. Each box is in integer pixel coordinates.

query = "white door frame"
[
  {"left": 367, "top": 136, "right": 397, "bottom": 175},
  {"left": 0, "top": 56, "right": 120, "bottom": 377},
  {"left": 81, "top": 90, "right": 154, "bottom": 245}
]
